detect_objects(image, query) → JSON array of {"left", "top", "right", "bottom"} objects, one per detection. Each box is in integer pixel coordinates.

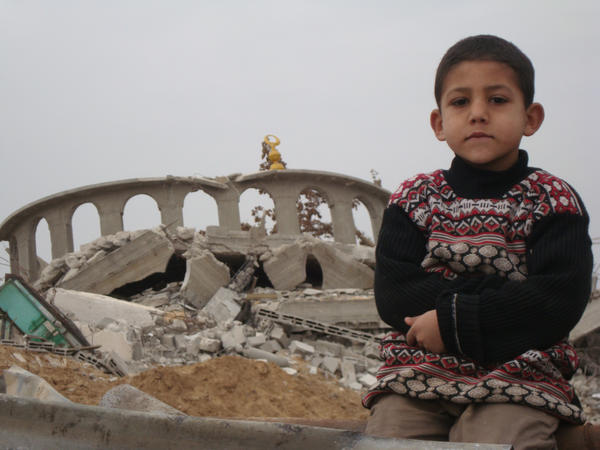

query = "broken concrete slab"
[
  {"left": 321, "top": 356, "right": 340, "bottom": 374},
  {"left": 99, "top": 384, "right": 185, "bottom": 415},
  {"left": 3, "top": 365, "right": 71, "bottom": 403},
  {"left": 340, "top": 358, "right": 357, "bottom": 388},
  {"left": 187, "top": 335, "right": 221, "bottom": 354},
  {"left": 180, "top": 251, "right": 230, "bottom": 309},
  {"left": 202, "top": 287, "right": 241, "bottom": 323},
  {"left": 59, "top": 230, "right": 174, "bottom": 295},
  {"left": 277, "top": 298, "right": 384, "bottom": 329},
  {"left": 289, "top": 340, "right": 315, "bottom": 356},
  {"left": 242, "top": 347, "right": 290, "bottom": 367},
  {"left": 309, "top": 241, "right": 374, "bottom": 290},
  {"left": 93, "top": 326, "right": 137, "bottom": 361},
  {"left": 220, "top": 324, "right": 247, "bottom": 350},
  {"left": 262, "top": 243, "right": 307, "bottom": 290},
  {"left": 571, "top": 296, "right": 600, "bottom": 344},
  {"left": 259, "top": 340, "right": 282, "bottom": 354},
  {"left": 49, "top": 288, "right": 161, "bottom": 329},
  {"left": 269, "top": 325, "right": 289, "bottom": 348},
  {"left": 358, "top": 373, "right": 377, "bottom": 387}
]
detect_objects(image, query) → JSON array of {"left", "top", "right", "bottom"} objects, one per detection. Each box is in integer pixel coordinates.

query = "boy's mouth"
[{"left": 466, "top": 132, "right": 492, "bottom": 140}]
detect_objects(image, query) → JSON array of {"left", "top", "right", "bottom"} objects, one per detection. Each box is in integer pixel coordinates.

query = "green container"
[{"left": 0, "top": 277, "right": 83, "bottom": 347}]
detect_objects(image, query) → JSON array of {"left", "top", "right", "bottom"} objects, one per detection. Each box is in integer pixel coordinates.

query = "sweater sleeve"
[
  {"left": 374, "top": 203, "right": 466, "bottom": 333},
  {"left": 436, "top": 211, "right": 593, "bottom": 364}
]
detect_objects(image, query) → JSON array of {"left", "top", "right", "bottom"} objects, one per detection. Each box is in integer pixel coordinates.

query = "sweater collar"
[{"left": 443, "top": 150, "right": 533, "bottom": 198}]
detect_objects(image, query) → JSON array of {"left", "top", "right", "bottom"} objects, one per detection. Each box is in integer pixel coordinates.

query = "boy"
[{"left": 362, "top": 35, "right": 592, "bottom": 449}]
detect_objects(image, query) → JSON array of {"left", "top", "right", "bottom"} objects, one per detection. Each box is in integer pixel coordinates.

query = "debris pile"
[{"left": 2, "top": 225, "right": 600, "bottom": 427}]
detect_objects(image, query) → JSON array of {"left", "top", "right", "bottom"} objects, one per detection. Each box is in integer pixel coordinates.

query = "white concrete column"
[
  {"left": 45, "top": 208, "right": 74, "bottom": 259},
  {"left": 12, "top": 223, "right": 38, "bottom": 281},
  {"left": 95, "top": 199, "right": 124, "bottom": 236},
  {"left": 213, "top": 192, "right": 241, "bottom": 231},
  {"left": 271, "top": 194, "right": 300, "bottom": 236},
  {"left": 329, "top": 199, "right": 356, "bottom": 244},
  {"left": 154, "top": 187, "right": 188, "bottom": 231}
]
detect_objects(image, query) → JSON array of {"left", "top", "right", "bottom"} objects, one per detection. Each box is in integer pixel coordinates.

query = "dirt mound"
[{"left": 0, "top": 345, "right": 368, "bottom": 421}]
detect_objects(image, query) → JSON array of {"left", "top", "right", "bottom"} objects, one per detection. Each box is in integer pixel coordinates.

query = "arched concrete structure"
[{"left": 0, "top": 171, "right": 389, "bottom": 281}]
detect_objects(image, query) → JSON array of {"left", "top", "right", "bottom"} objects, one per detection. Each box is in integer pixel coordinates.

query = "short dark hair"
[{"left": 434, "top": 35, "right": 535, "bottom": 108}]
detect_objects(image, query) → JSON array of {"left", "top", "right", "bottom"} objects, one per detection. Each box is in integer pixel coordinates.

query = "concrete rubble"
[
  {"left": 180, "top": 250, "right": 230, "bottom": 308},
  {"left": 58, "top": 229, "right": 175, "bottom": 295},
  {"left": 3, "top": 225, "right": 600, "bottom": 427}
]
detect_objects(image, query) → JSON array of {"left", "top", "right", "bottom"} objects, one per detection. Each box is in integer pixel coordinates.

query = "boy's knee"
[
  {"left": 450, "top": 403, "right": 559, "bottom": 449},
  {"left": 365, "top": 394, "right": 453, "bottom": 441}
]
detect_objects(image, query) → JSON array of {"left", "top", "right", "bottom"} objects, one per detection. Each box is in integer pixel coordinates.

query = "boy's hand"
[{"left": 405, "top": 310, "right": 447, "bottom": 353}]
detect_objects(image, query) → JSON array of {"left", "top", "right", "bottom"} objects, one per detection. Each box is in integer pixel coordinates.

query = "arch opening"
[
  {"left": 352, "top": 198, "right": 375, "bottom": 246},
  {"left": 239, "top": 188, "right": 277, "bottom": 234},
  {"left": 296, "top": 188, "right": 333, "bottom": 241},
  {"left": 305, "top": 254, "right": 323, "bottom": 288},
  {"left": 34, "top": 218, "right": 52, "bottom": 266},
  {"left": 123, "top": 194, "right": 162, "bottom": 232},
  {"left": 183, "top": 191, "right": 219, "bottom": 233},
  {"left": 72, "top": 202, "right": 102, "bottom": 251}
]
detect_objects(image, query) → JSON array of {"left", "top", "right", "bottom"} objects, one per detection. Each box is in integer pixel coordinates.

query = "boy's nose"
[{"left": 469, "top": 100, "right": 488, "bottom": 123}]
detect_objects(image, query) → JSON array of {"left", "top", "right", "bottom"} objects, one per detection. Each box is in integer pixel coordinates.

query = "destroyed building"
[{"left": 0, "top": 168, "right": 599, "bottom": 448}]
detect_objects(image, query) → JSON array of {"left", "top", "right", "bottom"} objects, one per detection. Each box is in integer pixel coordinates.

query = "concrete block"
[
  {"left": 180, "top": 251, "right": 230, "bottom": 309},
  {"left": 220, "top": 325, "right": 246, "bottom": 350},
  {"left": 358, "top": 373, "right": 378, "bottom": 387},
  {"left": 309, "top": 241, "right": 374, "bottom": 289},
  {"left": 138, "top": 293, "right": 171, "bottom": 308},
  {"left": 160, "top": 334, "right": 175, "bottom": 350},
  {"left": 93, "top": 327, "right": 136, "bottom": 361},
  {"left": 278, "top": 298, "right": 382, "bottom": 329},
  {"left": 202, "top": 287, "right": 241, "bottom": 323},
  {"left": 362, "top": 341, "right": 380, "bottom": 359},
  {"left": 3, "top": 365, "right": 71, "bottom": 403},
  {"left": 289, "top": 340, "right": 315, "bottom": 356},
  {"left": 173, "top": 334, "right": 188, "bottom": 350},
  {"left": 314, "top": 340, "right": 344, "bottom": 357},
  {"left": 322, "top": 356, "right": 340, "bottom": 374},
  {"left": 270, "top": 325, "right": 289, "bottom": 347},
  {"left": 310, "top": 356, "right": 324, "bottom": 372},
  {"left": 340, "top": 359, "right": 357, "bottom": 387},
  {"left": 242, "top": 347, "right": 290, "bottom": 367},
  {"left": 348, "top": 381, "right": 363, "bottom": 391},
  {"left": 49, "top": 288, "right": 161, "bottom": 329},
  {"left": 86, "top": 250, "right": 107, "bottom": 266},
  {"left": 59, "top": 230, "right": 174, "bottom": 295},
  {"left": 195, "top": 337, "right": 221, "bottom": 353},
  {"left": 259, "top": 340, "right": 282, "bottom": 354},
  {"left": 176, "top": 226, "right": 195, "bottom": 241},
  {"left": 247, "top": 332, "right": 267, "bottom": 347},
  {"left": 169, "top": 319, "right": 187, "bottom": 332},
  {"left": 282, "top": 367, "right": 298, "bottom": 376},
  {"left": 99, "top": 384, "right": 184, "bottom": 415},
  {"left": 262, "top": 243, "right": 307, "bottom": 290}
]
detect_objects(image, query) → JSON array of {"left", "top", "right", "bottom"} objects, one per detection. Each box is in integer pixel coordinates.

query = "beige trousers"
[{"left": 365, "top": 394, "right": 560, "bottom": 450}]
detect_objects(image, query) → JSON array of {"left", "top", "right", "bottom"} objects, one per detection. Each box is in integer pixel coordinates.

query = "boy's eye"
[
  {"left": 490, "top": 96, "right": 507, "bottom": 104},
  {"left": 450, "top": 98, "right": 468, "bottom": 106}
]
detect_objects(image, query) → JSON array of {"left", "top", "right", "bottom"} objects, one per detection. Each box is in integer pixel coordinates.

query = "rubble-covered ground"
[
  {"left": 0, "top": 345, "right": 368, "bottom": 420},
  {"left": 2, "top": 226, "right": 599, "bottom": 427}
]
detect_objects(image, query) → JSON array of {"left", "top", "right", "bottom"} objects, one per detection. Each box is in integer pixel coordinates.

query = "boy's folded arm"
[
  {"left": 436, "top": 213, "right": 593, "bottom": 364},
  {"left": 375, "top": 205, "right": 466, "bottom": 332}
]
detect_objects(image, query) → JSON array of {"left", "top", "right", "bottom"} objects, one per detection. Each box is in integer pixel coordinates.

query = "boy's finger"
[
  {"left": 406, "top": 326, "right": 416, "bottom": 346},
  {"left": 404, "top": 316, "right": 414, "bottom": 325}
]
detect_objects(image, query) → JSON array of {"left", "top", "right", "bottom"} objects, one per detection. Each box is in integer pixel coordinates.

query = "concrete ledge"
[{"left": 0, "top": 394, "right": 509, "bottom": 449}]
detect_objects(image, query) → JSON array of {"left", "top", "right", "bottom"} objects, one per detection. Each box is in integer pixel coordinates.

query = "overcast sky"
[{"left": 1, "top": 1, "right": 600, "bottom": 277}]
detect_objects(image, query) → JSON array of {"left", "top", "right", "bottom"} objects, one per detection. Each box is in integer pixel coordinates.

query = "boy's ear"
[
  {"left": 524, "top": 102, "right": 545, "bottom": 136},
  {"left": 430, "top": 109, "right": 446, "bottom": 141}
]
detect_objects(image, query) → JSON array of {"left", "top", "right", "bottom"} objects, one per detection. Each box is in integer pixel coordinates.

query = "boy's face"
[{"left": 430, "top": 60, "right": 544, "bottom": 171}]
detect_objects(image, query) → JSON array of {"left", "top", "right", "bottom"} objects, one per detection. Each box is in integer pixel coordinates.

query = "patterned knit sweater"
[{"left": 362, "top": 150, "right": 593, "bottom": 423}]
